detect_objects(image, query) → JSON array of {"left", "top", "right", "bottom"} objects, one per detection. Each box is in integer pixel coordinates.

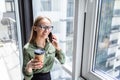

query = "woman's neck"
[{"left": 35, "top": 37, "right": 46, "bottom": 48}]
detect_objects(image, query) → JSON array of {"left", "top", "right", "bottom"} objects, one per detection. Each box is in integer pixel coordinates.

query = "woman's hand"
[
  {"left": 25, "top": 59, "right": 43, "bottom": 73},
  {"left": 52, "top": 35, "right": 61, "bottom": 51}
]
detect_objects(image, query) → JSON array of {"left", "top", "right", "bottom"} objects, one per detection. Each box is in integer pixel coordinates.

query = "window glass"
[
  {"left": 0, "top": 0, "right": 21, "bottom": 80},
  {"left": 5, "top": 1, "right": 14, "bottom": 12},
  {"left": 41, "top": 0, "right": 51, "bottom": 11},
  {"left": 32, "top": 0, "right": 74, "bottom": 79},
  {"left": 5, "top": 2, "right": 12, "bottom": 12},
  {"left": 94, "top": 0, "right": 120, "bottom": 79}
]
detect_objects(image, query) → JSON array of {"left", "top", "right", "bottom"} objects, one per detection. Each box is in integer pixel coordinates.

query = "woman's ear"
[{"left": 33, "top": 26, "right": 37, "bottom": 31}]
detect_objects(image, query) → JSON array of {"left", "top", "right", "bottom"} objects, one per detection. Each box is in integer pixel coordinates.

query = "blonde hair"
[{"left": 29, "top": 16, "right": 51, "bottom": 43}]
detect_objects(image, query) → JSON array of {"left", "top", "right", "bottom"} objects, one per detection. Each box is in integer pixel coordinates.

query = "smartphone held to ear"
[{"left": 48, "top": 32, "right": 53, "bottom": 42}]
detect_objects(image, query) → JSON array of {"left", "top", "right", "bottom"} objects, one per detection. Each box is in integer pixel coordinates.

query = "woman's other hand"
[
  {"left": 25, "top": 59, "right": 43, "bottom": 73},
  {"left": 52, "top": 34, "right": 61, "bottom": 51}
]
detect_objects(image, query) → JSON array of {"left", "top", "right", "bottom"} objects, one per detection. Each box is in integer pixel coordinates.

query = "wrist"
[
  {"left": 26, "top": 66, "right": 32, "bottom": 73},
  {"left": 56, "top": 47, "right": 61, "bottom": 51}
]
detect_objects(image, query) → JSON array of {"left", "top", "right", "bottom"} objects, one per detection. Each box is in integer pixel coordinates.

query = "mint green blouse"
[{"left": 22, "top": 41, "right": 65, "bottom": 80}]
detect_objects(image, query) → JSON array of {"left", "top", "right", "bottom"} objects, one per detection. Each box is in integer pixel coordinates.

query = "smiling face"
[
  {"left": 29, "top": 16, "right": 53, "bottom": 43},
  {"left": 36, "top": 18, "right": 52, "bottom": 39}
]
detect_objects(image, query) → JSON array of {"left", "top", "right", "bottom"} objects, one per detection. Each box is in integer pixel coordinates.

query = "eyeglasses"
[{"left": 38, "top": 25, "right": 53, "bottom": 31}]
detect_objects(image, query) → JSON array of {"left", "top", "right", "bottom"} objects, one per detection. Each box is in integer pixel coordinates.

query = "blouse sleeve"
[
  {"left": 55, "top": 49, "right": 65, "bottom": 64},
  {"left": 22, "top": 48, "right": 33, "bottom": 80}
]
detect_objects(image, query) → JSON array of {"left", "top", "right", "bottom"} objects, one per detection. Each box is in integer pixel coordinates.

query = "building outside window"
[
  {"left": 81, "top": 0, "right": 120, "bottom": 80},
  {"left": 94, "top": 0, "right": 120, "bottom": 79}
]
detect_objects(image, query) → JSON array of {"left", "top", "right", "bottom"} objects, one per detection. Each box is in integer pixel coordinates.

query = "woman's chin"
[{"left": 42, "top": 35, "right": 48, "bottom": 39}]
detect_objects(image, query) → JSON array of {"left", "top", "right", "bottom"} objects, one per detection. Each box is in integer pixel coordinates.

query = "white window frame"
[
  {"left": 14, "top": 0, "right": 23, "bottom": 79},
  {"left": 81, "top": 0, "right": 118, "bottom": 80},
  {"left": 71, "top": 0, "right": 87, "bottom": 80}
]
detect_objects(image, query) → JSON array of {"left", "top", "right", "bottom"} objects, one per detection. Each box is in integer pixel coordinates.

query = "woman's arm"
[
  {"left": 22, "top": 48, "right": 33, "bottom": 80},
  {"left": 55, "top": 49, "right": 65, "bottom": 64},
  {"left": 51, "top": 35, "right": 65, "bottom": 64}
]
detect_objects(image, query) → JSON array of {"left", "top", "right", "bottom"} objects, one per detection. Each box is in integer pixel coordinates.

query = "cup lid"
[{"left": 34, "top": 49, "right": 45, "bottom": 55}]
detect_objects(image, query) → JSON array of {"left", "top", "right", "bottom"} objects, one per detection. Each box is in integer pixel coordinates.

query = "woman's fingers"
[
  {"left": 52, "top": 35, "right": 58, "bottom": 45},
  {"left": 51, "top": 34, "right": 61, "bottom": 50},
  {"left": 52, "top": 35, "right": 57, "bottom": 40},
  {"left": 33, "top": 64, "right": 43, "bottom": 69},
  {"left": 26, "top": 59, "right": 43, "bottom": 72},
  {"left": 31, "top": 60, "right": 43, "bottom": 69}
]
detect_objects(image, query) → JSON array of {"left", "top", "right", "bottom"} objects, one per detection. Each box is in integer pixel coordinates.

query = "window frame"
[
  {"left": 80, "top": 0, "right": 118, "bottom": 80},
  {"left": 72, "top": 0, "right": 86, "bottom": 80},
  {"left": 14, "top": 0, "right": 23, "bottom": 79}
]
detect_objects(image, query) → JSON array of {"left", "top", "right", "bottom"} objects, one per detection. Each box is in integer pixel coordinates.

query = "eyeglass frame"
[{"left": 37, "top": 25, "right": 54, "bottom": 31}]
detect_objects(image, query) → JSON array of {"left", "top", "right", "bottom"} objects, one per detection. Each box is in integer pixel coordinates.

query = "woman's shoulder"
[
  {"left": 24, "top": 43, "right": 30, "bottom": 48},
  {"left": 23, "top": 43, "right": 36, "bottom": 54},
  {"left": 23, "top": 42, "right": 34, "bottom": 50}
]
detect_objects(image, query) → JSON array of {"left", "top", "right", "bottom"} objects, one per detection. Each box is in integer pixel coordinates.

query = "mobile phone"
[{"left": 48, "top": 32, "right": 53, "bottom": 42}]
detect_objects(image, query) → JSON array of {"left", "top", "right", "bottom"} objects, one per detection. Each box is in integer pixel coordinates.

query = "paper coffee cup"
[{"left": 34, "top": 49, "right": 45, "bottom": 62}]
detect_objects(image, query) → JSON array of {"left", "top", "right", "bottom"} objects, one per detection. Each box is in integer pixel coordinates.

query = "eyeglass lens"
[{"left": 38, "top": 25, "right": 53, "bottom": 30}]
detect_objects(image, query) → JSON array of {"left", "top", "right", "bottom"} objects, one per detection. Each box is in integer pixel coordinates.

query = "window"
[
  {"left": 41, "top": 0, "right": 51, "bottom": 11},
  {"left": 0, "top": 0, "right": 22, "bottom": 80},
  {"left": 67, "top": 0, "right": 74, "bottom": 17},
  {"left": 82, "top": 0, "right": 120, "bottom": 80},
  {"left": 5, "top": 1, "right": 14, "bottom": 12},
  {"left": 111, "top": 25, "right": 120, "bottom": 33},
  {"left": 32, "top": 0, "right": 74, "bottom": 80},
  {"left": 110, "top": 39, "right": 118, "bottom": 45},
  {"left": 114, "top": 9, "right": 120, "bottom": 16}
]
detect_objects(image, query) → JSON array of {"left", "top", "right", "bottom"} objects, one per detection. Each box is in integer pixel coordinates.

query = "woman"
[{"left": 22, "top": 16, "right": 65, "bottom": 80}]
